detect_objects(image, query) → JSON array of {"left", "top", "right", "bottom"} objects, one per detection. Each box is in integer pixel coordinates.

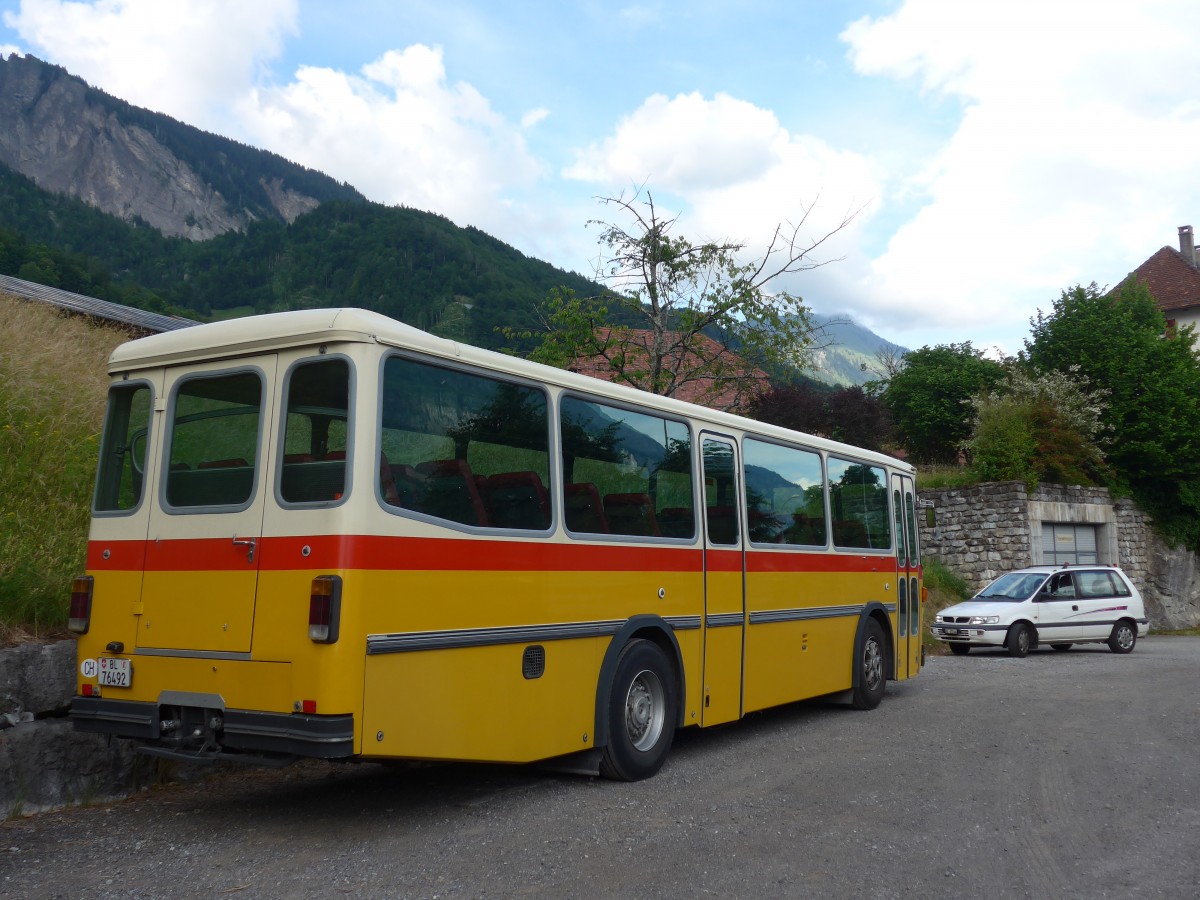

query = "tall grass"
[
  {"left": 0, "top": 294, "right": 127, "bottom": 639},
  {"left": 921, "top": 557, "right": 974, "bottom": 656}
]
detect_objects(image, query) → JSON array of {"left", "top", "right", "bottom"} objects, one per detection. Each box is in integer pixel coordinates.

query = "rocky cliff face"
[{"left": 0, "top": 54, "right": 324, "bottom": 240}]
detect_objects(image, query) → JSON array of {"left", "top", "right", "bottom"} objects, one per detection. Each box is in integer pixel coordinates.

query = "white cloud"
[
  {"left": 3, "top": 0, "right": 297, "bottom": 128},
  {"left": 521, "top": 107, "right": 549, "bottom": 129},
  {"left": 840, "top": 0, "right": 1200, "bottom": 347},
  {"left": 564, "top": 90, "right": 883, "bottom": 307},
  {"left": 236, "top": 45, "right": 543, "bottom": 233}
]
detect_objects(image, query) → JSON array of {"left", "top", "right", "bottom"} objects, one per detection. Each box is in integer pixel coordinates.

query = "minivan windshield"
[{"left": 974, "top": 572, "right": 1049, "bottom": 601}]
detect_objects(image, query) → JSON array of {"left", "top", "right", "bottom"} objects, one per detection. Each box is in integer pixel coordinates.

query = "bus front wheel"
[{"left": 599, "top": 639, "right": 677, "bottom": 781}]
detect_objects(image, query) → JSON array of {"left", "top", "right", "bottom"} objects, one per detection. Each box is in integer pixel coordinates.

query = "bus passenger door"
[
  {"left": 892, "top": 474, "right": 922, "bottom": 680},
  {"left": 136, "top": 357, "right": 278, "bottom": 654},
  {"left": 700, "top": 435, "right": 745, "bottom": 726}
]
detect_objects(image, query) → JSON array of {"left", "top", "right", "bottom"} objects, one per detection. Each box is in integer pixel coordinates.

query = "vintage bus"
[{"left": 70, "top": 308, "right": 923, "bottom": 780}]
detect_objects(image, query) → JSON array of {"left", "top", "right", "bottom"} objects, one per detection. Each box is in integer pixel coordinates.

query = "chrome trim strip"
[
  {"left": 134, "top": 648, "right": 253, "bottom": 660},
  {"left": 367, "top": 620, "right": 626, "bottom": 654},
  {"left": 705, "top": 612, "right": 745, "bottom": 628},
  {"left": 749, "top": 604, "right": 866, "bottom": 626},
  {"left": 368, "top": 614, "right": 704, "bottom": 654}
]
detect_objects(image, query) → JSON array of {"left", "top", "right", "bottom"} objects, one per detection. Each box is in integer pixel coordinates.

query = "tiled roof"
[
  {"left": 1121, "top": 246, "right": 1200, "bottom": 312},
  {"left": 569, "top": 328, "right": 769, "bottom": 412}
]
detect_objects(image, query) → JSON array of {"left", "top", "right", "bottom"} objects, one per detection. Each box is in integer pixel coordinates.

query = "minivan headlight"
[{"left": 969, "top": 615, "right": 999, "bottom": 625}]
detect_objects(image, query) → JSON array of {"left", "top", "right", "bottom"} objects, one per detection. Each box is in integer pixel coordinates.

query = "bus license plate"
[{"left": 98, "top": 657, "right": 132, "bottom": 687}]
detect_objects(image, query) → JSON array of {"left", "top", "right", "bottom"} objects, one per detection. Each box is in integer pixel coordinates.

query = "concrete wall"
[{"left": 919, "top": 480, "right": 1200, "bottom": 630}]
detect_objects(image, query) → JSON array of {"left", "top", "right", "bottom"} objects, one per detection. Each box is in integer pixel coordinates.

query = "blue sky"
[{"left": 3, "top": 0, "right": 1200, "bottom": 356}]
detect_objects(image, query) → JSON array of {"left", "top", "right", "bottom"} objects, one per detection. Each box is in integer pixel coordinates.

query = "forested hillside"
[{"left": 0, "top": 162, "right": 599, "bottom": 348}]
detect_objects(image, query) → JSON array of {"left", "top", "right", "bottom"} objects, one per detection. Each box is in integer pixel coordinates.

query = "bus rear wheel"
[
  {"left": 599, "top": 639, "right": 677, "bottom": 781},
  {"left": 851, "top": 618, "right": 887, "bottom": 710}
]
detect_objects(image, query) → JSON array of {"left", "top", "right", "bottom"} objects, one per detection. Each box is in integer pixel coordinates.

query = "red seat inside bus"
[
  {"left": 603, "top": 492, "right": 660, "bottom": 537},
  {"left": 564, "top": 483, "right": 609, "bottom": 534},
  {"left": 415, "top": 459, "right": 490, "bottom": 526},
  {"left": 486, "top": 471, "right": 550, "bottom": 530}
]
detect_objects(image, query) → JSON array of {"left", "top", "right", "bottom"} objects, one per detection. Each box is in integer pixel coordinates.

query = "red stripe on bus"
[
  {"left": 703, "top": 548, "right": 744, "bottom": 572},
  {"left": 747, "top": 552, "right": 893, "bottom": 574},
  {"left": 88, "top": 536, "right": 706, "bottom": 574},
  {"left": 87, "top": 536, "right": 900, "bottom": 576}
]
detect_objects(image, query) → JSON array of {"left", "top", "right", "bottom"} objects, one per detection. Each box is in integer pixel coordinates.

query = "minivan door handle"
[{"left": 232, "top": 536, "right": 256, "bottom": 562}]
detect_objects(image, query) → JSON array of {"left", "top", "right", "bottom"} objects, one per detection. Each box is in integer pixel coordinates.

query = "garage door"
[{"left": 1041, "top": 523, "right": 1098, "bottom": 565}]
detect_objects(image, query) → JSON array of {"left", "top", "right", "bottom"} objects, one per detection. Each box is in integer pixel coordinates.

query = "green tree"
[
  {"left": 512, "top": 190, "right": 855, "bottom": 411},
  {"left": 882, "top": 342, "right": 1004, "bottom": 463},
  {"left": 965, "top": 364, "right": 1109, "bottom": 488},
  {"left": 1024, "top": 281, "right": 1200, "bottom": 548}
]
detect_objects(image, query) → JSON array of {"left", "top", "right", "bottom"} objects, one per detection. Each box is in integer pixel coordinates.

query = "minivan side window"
[{"left": 1077, "top": 570, "right": 1129, "bottom": 598}]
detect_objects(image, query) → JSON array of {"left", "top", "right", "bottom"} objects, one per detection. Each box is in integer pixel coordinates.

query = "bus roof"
[{"left": 107, "top": 307, "right": 912, "bottom": 473}]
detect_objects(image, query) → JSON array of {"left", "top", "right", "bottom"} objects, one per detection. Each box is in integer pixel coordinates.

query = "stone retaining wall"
[
  {"left": 918, "top": 481, "right": 1200, "bottom": 630},
  {"left": 0, "top": 640, "right": 140, "bottom": 814}
]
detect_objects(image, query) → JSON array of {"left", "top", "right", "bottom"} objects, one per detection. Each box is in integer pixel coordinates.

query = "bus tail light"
[
  {"left": 309, "top": 575, "right": 342, "bottom": 643},
  {"left": 69, "top": 576, "right": 94, "bottom": 634}
]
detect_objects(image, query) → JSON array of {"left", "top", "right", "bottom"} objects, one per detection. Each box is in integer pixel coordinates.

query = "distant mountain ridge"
[
  {"left": 0, "top": 53, "right": 363, "bottom": 239},
  {"left": 808, "top": 314, "right": 908, "bottom": 386},
  {"left": 0, "top": 52, "right": 909, "bottom": 382}
]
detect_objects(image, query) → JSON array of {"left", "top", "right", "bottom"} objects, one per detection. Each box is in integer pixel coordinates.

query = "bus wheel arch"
[
  {"left": 851, "top": 605, "right": 892, "bottom": 711},
  {"left": 594, "top": 617, "right": 684, "bottom": 780}
]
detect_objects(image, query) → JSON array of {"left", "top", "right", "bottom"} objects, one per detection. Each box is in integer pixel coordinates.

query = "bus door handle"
[{"left": 232, "top": 536, "right": 256, "bottom": 563}]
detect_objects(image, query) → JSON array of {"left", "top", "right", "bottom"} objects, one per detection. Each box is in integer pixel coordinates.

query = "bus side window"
[
  {"left": 743, "top": 438, "right": 827, "bottom": 547},
  {"left": 380, "top": 356, "right": 552, "bottom": 531},
  {"left": 559, "top": 395, "right": 693, "bottom": 539}
]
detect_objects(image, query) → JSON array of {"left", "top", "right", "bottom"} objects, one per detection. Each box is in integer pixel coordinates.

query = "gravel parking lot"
[{"left": 3, "top": 637, "right": 1198, "bottom": 899}]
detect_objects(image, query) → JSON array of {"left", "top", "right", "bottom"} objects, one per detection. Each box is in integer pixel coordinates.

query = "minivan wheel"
[
  {"left": 949, "top": 643, "right": 970, "bottom": 656},
  {"left": 1108, "top": 621, "right": 1137, "bottom": 655},
  {"left": 1006, "top": 623, "right": 1031, "bottom": 658}
]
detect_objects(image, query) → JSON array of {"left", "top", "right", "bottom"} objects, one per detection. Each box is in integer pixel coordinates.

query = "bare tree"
[{"left": 515, "top": 189, "right": 859, "bottom": 411}]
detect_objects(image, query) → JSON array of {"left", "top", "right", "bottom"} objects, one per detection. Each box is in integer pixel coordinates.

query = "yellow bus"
[{"left": 71, "top": 308, "right": 923, "bottom": 780}]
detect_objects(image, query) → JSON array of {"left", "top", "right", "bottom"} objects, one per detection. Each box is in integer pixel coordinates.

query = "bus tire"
[
  {"left": 851, "top": 618, "right": 887, "bottom": 710},
  {"left": 599, "top": 639, "right": 676, "bottom": 781}
]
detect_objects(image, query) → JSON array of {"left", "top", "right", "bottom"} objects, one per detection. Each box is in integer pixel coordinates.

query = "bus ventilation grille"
[{"left": 522, "top": 645, "right": 546, "bottom": 680}]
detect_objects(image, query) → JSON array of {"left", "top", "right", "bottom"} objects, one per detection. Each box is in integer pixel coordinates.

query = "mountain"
[
  {"left": 0, "top": 53, "right": 910, "bottom": 373},
  {"left": 807, "top": 314, "right": 908, "bottom": 387},
  {"left": 0, "top": 54, "right": 363, "bottom": 239}
]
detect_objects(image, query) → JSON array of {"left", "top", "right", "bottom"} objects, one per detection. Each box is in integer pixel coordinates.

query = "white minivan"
[{"left": 930, "top": 565, "right": 1149, "bottom": 657}]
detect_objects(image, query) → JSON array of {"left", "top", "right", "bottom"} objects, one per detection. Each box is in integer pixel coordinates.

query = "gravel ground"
[{"left": 3, "top": 637, "right": 1198, "bottom": 899}]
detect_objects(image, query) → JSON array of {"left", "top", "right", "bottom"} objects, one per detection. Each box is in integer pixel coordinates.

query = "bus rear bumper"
[{"left": 71, "top": 696, "right": 355, "bottom": 763}]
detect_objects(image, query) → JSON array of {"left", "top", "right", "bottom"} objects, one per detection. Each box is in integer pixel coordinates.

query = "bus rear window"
[
  {"left": 164, "top": 371, "right": 264, "bottom": 509},
  {"left": 380, "top": 357, "right": 552, "bottom": 530},
  {"left": 94, "top": 383, "right": 152, "bottom": 513}
]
